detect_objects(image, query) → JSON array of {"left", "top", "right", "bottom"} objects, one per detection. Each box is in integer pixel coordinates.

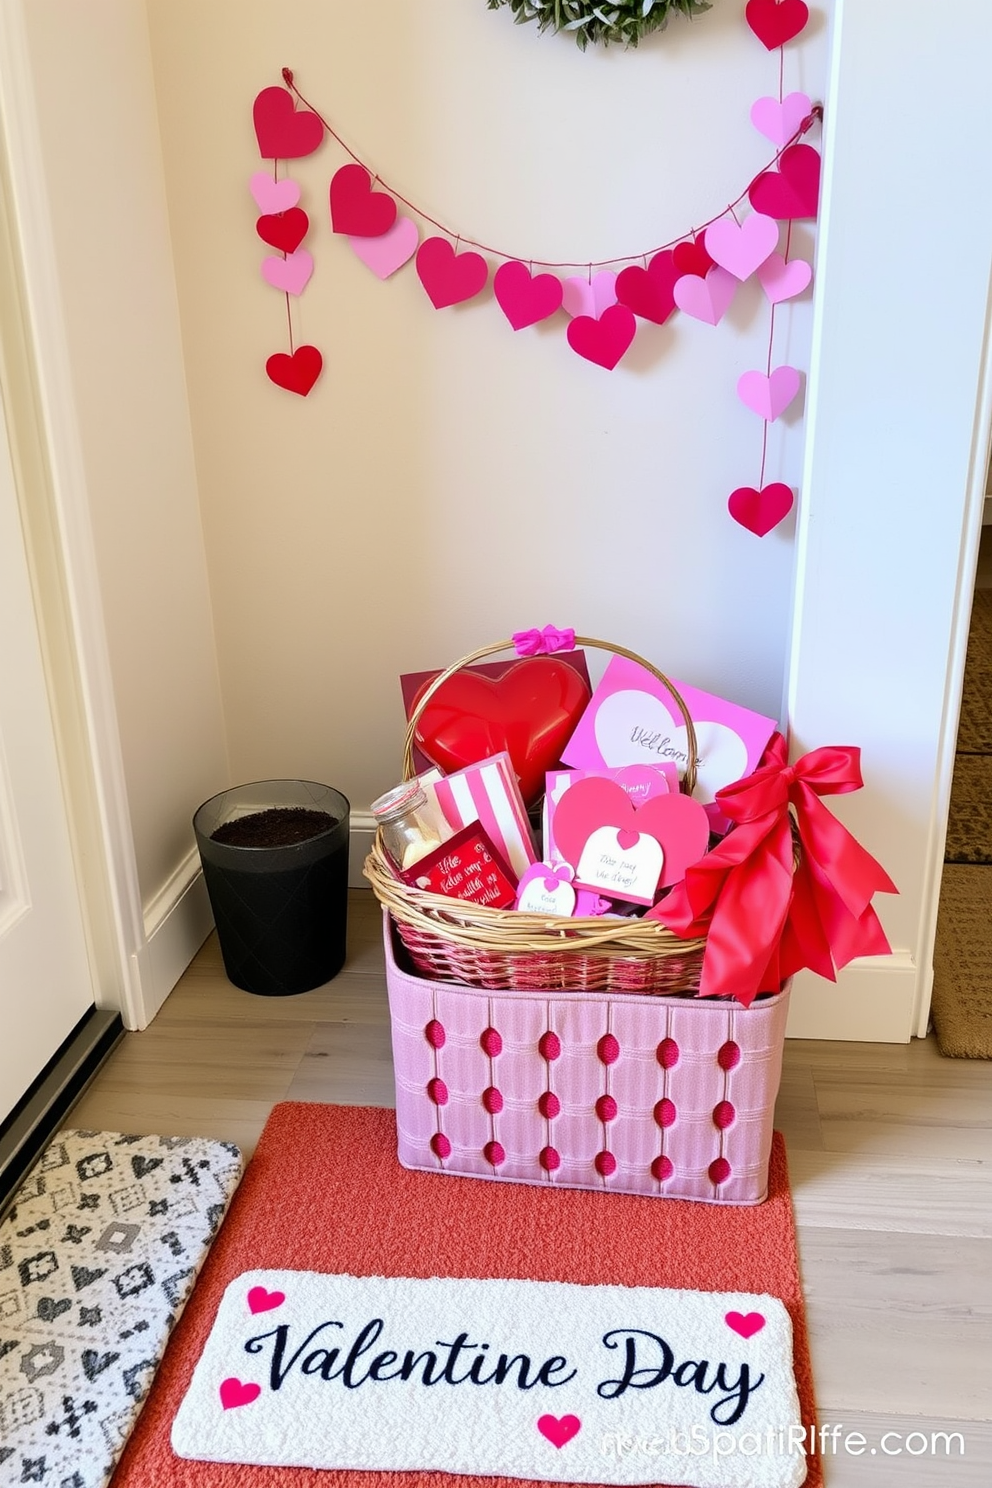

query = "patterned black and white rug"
[{"left": 0, "top": 1128, "right": 242, "bottom": 1488}]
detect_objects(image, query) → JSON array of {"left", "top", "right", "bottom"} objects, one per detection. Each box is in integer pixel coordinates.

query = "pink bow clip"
[{"left": 512, "top": 625, "right": 576, "bottom": 657}]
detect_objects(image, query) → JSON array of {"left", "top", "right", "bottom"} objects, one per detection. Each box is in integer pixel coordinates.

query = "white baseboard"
[
  {"left": 785, "top": 952, "right": 919, "bottom": 1042},
  {"left": 133, "top": 848, "right": 214, "bottom": 1029},
  {"left": 349, "top": 811, "right": 376, "bottom": 889}
]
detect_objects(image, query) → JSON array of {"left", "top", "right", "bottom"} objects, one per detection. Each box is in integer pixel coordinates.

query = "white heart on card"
[{"left": 593, "top": 690, "right": 748, "bottom": 805}]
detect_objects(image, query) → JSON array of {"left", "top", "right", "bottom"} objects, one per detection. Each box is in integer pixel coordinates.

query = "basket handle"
[{"left": 401, "top": 635, "right": 699, "bottom": 796}]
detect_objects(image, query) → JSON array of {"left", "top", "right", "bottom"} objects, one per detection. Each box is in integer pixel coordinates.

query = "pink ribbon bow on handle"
[
  {"left": 650, "top": 732, "right": 898, "bottom": 1007},
  {"left": 511, "top": 625, "right": 576, "bottom": 657}
]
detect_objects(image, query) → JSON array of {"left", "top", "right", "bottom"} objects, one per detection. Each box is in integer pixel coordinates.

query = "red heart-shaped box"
[
  {"left": 553, "top": 777, "right": 710, "bottom": 890},
  {"left": 412, "top": 659, "right": 591, "bottom": 808}
]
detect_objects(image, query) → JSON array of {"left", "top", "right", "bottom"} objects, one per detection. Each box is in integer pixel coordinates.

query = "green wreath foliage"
[{"left": 487, "top": 0, "right": 713, "bottom": 50}]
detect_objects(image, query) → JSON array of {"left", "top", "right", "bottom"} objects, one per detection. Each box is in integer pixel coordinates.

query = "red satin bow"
[
  {"left": 512, "top": 625, "right": 576, "bottom": 657},
  {"left": 651, "top": 733, "right": 897, "bottom": 1007}
]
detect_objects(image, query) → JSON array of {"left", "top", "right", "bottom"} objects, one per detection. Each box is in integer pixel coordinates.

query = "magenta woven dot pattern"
[{"left": 383, "top": 915, "right": 790, "bottom": 1206}]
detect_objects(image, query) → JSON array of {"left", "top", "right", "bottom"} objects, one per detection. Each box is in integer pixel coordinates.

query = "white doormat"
[
  {"left": 0, "top": 1129, "right": 242, "bottom": 1488},
  {"left": 172, "top": 1269, "right": 806, "bottom": 1488}
]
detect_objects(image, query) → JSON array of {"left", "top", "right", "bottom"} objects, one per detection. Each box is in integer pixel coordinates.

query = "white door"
[{"left": 0, "top": 381, "right": 95, "bottom": 1118}]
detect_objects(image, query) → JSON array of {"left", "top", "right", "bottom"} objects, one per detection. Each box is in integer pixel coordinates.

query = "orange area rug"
[{"left": 109, "top": 1103, "right": 820, "bottom": 1488}]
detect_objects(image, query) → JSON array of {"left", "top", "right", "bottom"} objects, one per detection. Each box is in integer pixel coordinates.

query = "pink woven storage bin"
[{"left": 383, "top": 914, "right": 790, "bottom": 1206}]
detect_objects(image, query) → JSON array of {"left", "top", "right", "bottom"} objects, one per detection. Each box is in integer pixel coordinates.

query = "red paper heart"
[
  {"left": 553, "top": 779, "right": 710, "bottom": 890},
  {"left": 745, "top": 0, "right": 809, "bottom": 50},
  {"left": 252, "top": 87, "right": 324, "bottom": 160},
  {"left": 728, "top": 482, "right": 794, "bottom": 536},
  {"left": 673, "top": 238, "right": 716, "bottom": 279},
  {"left": 413, "top": 658, "right": 591, "bottom": 807},
  {"left": 329, "top": 164, "right": 397, "bottom": 238},
  {"left": 615, "top": 249, "right": 680, "bottom": 325},
  {"left": 265, "top": 345, "right": 323, "bottom": 397},
  {"left": 566, "top": 304, "right": 637, "bottom": 371},
  {"left": 415, "top": 237, "right": 489, "bottom": 308},
  {"left": 748, "top": 144, "right": 821, "bottom": 220},
  {"left": 493, "top": 261, "right": 563, "bottom": 330},
  {"left": 255, "top": 207, "right": 309, "bottom": 254}
]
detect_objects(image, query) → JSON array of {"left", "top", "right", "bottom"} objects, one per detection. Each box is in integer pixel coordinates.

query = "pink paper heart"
[
  {"left": 416, "top": 237, "right": 489, "bottom": 308},
  {"left": 220, "top": 1377, "right": 262, "bottom": 1410},
  {"left": 553, "top": 778, "right": 709, "bottom": 889},
  {"left": 725, "top": 1310, "right": 766, "bottom": 1339},
  {"left": 537, "top": 1414, "right": 581, "bottom": 1448},
  {"left": 756, "top": 253, "right": 812, "bottom": 304},
  {"left": 737, "top": 366, "right": 802, "bottom": 421},
  {"left": 728, "top": 482, "right": 794, "bottom": 536},
  {"left": 349, "top": 216, "right": 419, "bottom": 280},
  {"left": 672, "top": 266, "right": 737, "bottom": 325},
  {"left": 566, "top": 304, "right": 636, "bottom": 371},
  {"left": 493, "top": 261, "right": 563, "bottom": 330},
  {"left": 261, "top": 248, "right": 313, "bottom": 296},
  {"left": 249, "top": 172, "right": 300, "bottom": 214},
  {"left": 750, "top": 92, "right": 812, "bottom": 147},
  {"left": 247, "top": 1285, "right": 285, "bottom": 1314},
  {"left": 705, "top": 214, "right": 779, "bottom": 282},
  {"left": 561, "top": 272, "right": 618, "bottom": 319},
  {"left": 749, "top": 144, "right": 821, "bottom": 221}
]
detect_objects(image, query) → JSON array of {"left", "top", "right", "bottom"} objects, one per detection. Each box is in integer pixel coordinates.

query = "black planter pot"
[{"left": 193, "top": 780, "right": 350, "bottom": 996}]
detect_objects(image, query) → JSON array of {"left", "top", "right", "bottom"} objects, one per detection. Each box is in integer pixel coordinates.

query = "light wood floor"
[{"left": 72, "top": 891, "right": 991, "bottom": 1487}]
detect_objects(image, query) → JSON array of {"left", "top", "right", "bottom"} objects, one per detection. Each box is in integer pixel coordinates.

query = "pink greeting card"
[{"left": 561, "top": 656, "right": 777, "bottom": 811}]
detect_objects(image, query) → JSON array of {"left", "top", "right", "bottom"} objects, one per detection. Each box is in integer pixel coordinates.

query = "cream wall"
[
  {"left": 146, "top": 0, "right": 827, "bottom": 815},
  {"left": 21, "top": 1, "right": 230, "bottom": 908}
]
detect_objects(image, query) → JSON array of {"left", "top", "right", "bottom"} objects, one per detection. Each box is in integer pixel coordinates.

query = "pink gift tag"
[
  {"left": 544, "top": 765, "right": 677, "bottom": 863},
  {"left": 551, "top": 778, "right": 710, "bottom": 902},
  {"left": 515, "top": 863, "right": 577, "bottom": 916}
]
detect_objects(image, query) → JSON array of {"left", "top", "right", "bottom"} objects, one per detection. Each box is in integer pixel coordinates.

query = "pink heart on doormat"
[
  {"left": 615, "top": 249, "right": 680, "bottom": 325},
  {"left": 553, "top": 778, "right": 710, "bottom": 889},
  {"left": 416, "top": 237, "right": 489, "bottom": 308},
  {"left": 256, "top": 207, "right": 309, "bottom": 254},
  {"left": 745, "top": 0, "right": 809, "bottom": 50},
  {"left": 561, "top": 271, "right": 618, "bottom": 319},
  {"left": 673, "top": 266, "right": 737, "bottom": 325},
  {"left": 253, "top": 87, "right": 324, "bottom": 160},
  {"left": 756, "top": 253, "right": 812, "bottom": 304},
  {"left": 737, "top": 366, "right": 802, "bottom": 421},
  {"left": 705, "top": 214, "right": 779, "bottom": 282},
  {"left": 728, "top": 482, "right": 794, "bottom": 536},
  {"left": 349, "top": 216, "right": 419, "bottom": 279},
  {"left": 247, "top": 1285, "right": 285, "bottom": 1314},
  {"left": 265, "top": 345, "right": 323, "bottom": 397},
  {"left": 537, "top": 1414, "right": 581, "bottom": 1448},
  {"left": 494, "top": 261, "right": 564, "bottom": 330},
  {"left": 750, "top": 92, "right": 813, "bottom": 147},
  {"left": 566, "top": 304, "right": 637, "bottom": 370},
  {"left": 749, "top": 144, "right": 821, "bottom": 221},
  {"left": 250, "top": 172, "right": 300, "bottom": 214},
  {"left": 725, "top": 1310, "right": 766, "bottom": 1339},
  {"left": 261, "top": 249, "right": 313, "bottom": 296},
  {"left": 220, "top": 1377, "right": 262, "bottom": 1410},
  {"left": 329, "top": 164, "right": 397, "bottom": 238}
]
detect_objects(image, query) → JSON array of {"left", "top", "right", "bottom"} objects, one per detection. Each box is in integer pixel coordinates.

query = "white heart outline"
[{"left": 592, "top": 690, "right": 749, "bottom": 804}]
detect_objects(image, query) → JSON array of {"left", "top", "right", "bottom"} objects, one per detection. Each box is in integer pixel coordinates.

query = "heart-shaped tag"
[
  {"left": 672, "top": 237, "right": 715, "bottom": 278},
  {"left": 561, "top": 271, "right": 618, "bottom": 319},
  {"left": 516, "top": 863, "right": 578, "bottom": 916},
  {"left": 748, "top": 144, "right": 821, "bottom": 220},
  {"left": 220, "top": 1377, "right": 262, "bottom": 1410},
  {"left": 756, "top": 252, "right": 812, "bottom": 304},
  {"left": 247, "top": 1285, "right": 285, "bottom": 1314},
  {"left": 265, "top": 345, "right": 323, "bottom": 397},
  {"left": 728, "top": 482, "right": 794, "bottom": 536},
  {"left": 737, "top": 366, "right": 802, "bottom": 421},
  {"left": 745, "top": 0, "right": 809, "bottom": 50},
  {"left": 566, "top": 304, "right": 637, "bottom": 370},
  {"left": 494, "top": 261, "right": 564, "bottom": 330},
  {"left": 261, "top": 249, "right": 313, "bottom": 297},
  {"left": 416, "top": 237, "right": 489, "bottom": 308},
  {"left": 750, "top": 91, "right": 812, "bottom": 146},
  {"left": 329, "top": 164, "right": 397, "bottom": 238},
  {"left": 413, "top": 658, "right": 590, "bottom": 807},
  {"left": 349, "top": 216, "right": 420, "bottom": 280},
  {"left": 615, "top": 249, "right": 680, "bottom": 325},
  {"left": 553, "top": 778, "right": 709, "bottom": 893},
  {"left": 704, "top": 214, "right": 779, "bottom": 281},
  {"left": 537, "top": 1414, "right": 581, "bottom": 1448},
  {"left": 253, "top": 88, "right": 324, "bottom": 160},
  {"left": 725, "top": 1310, "right": 766, "bottom": 1339},
  {"left": 673, "top": 266, "right": 737, "bottom": 326},
  {"left": 250, "top": 173, "right": 301, "bottom": 214},
  {"left": 256, "top": 206, "right": 309, "bottom": 254}
]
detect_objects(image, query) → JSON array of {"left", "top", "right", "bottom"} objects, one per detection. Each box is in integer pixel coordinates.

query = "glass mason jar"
[{"left": 371, "top": 779, "right": 444, "bottom": 871}]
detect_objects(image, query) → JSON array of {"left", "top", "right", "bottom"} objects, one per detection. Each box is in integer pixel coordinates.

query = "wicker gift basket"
[{"left": 363, "top": 634, "right": 725, "bottom": 997}]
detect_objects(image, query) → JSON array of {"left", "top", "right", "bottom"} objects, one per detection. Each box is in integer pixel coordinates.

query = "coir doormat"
[{"left": 111, "top": 1103, "right": 822, "bottom": 1488}]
